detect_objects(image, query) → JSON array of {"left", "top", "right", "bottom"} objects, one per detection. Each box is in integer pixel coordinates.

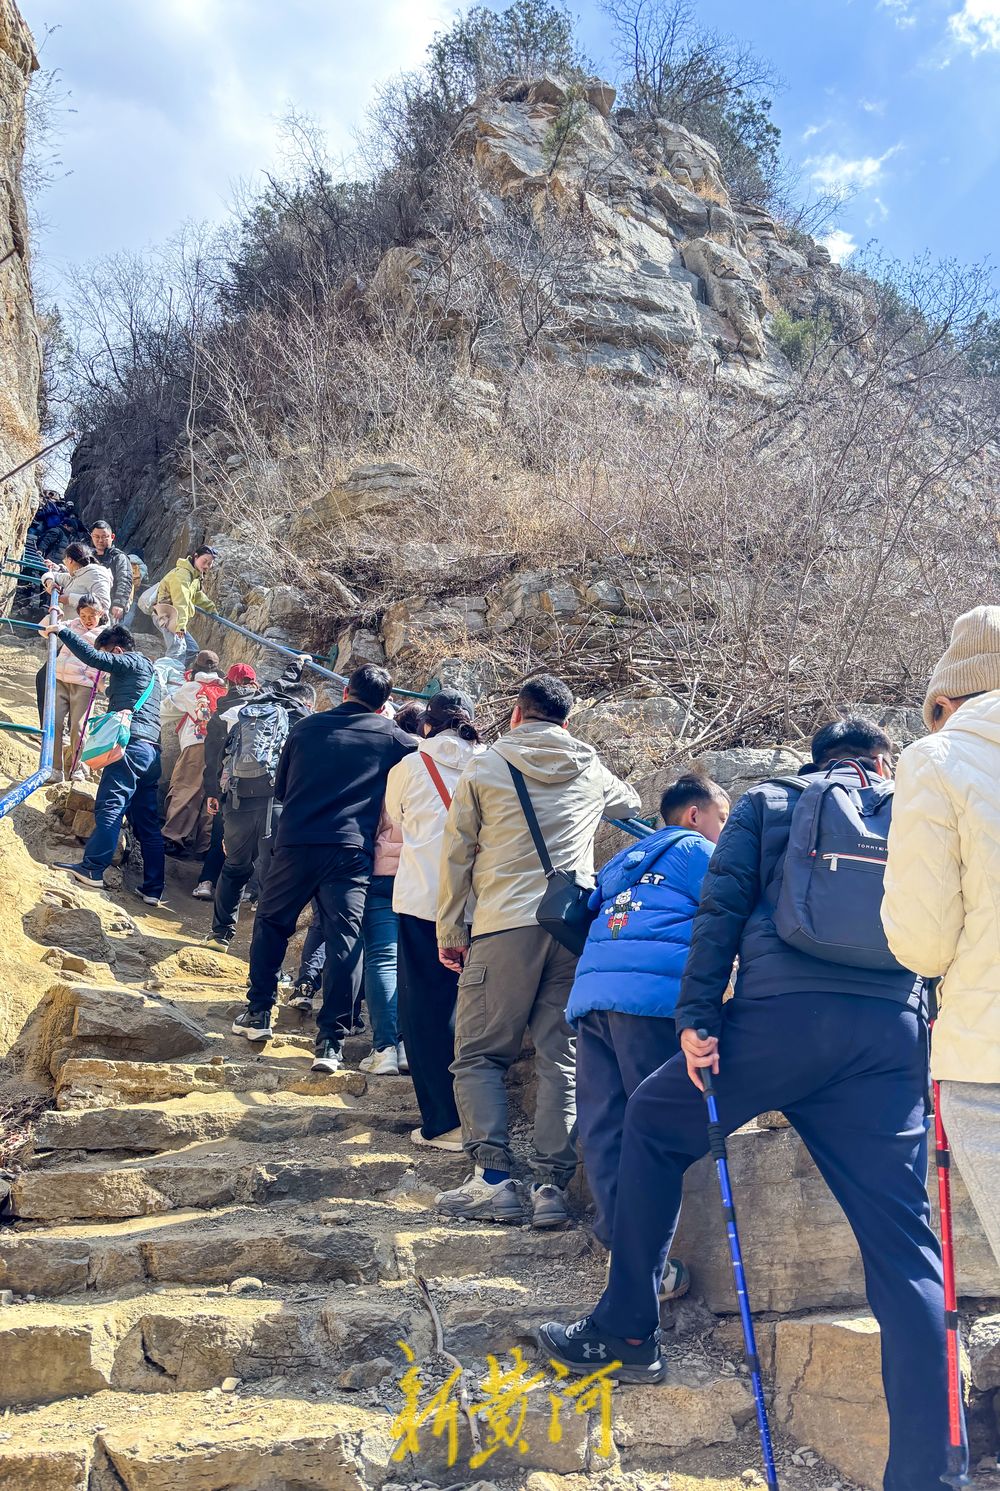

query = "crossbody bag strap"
[
  {"left": 506, "top": 760, "right": 554, "bottom": 878},
  {"left": 420, "top": 751, "right": 453, "bottom": 810},
  {"left": 132, "top": 670, "right": 156, "bottom": 714}
]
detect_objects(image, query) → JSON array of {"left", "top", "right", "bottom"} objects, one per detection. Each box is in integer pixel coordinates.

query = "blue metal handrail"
[{"left": 0, "top": 599, "right": 60, "bottom": 820}]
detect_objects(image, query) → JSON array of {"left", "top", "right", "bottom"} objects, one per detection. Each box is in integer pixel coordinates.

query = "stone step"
[
  {"left": 9, "top": 1137, "right": 464, "bottom": 1221},
  {"left": 32, "top": 1091, "right": 416, "bottom": 1156},
  {"left": 54, "top": 1055, "right": 368, "bottom": 1109},
  {"left": 0, "top": 1199, "right": 598, "bottom": 1298}
]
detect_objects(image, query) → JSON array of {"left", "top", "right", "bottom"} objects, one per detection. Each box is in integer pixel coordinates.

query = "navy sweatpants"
[
  {"left": 594, "top": 990, "right": 960, "bottom": 1491},
  {"left": 575, "top": 1010, "right": 680, "bottom": 1247}
]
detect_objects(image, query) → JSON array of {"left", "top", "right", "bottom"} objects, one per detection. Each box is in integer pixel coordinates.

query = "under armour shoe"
[
  {"left": 312, "top": 1038, "right": 343, "bottom": 1074},
  {"left": 537, "top": 1316, "right": 666, "bottom": 1383},
  {"left": 436, "top": 1171, "right": 525, "bottom": 1223},
  {"left": 231, "top": 1008, "right": 272, "bottom": 1042},
  {"left": 530, "top": 1182, "right": 570, "bottom": 1229}
]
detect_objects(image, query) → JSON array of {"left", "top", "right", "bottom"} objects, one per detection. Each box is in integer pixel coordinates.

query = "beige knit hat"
[{"left": 923, "top": 606, "right": 1000, "bottom": 729}]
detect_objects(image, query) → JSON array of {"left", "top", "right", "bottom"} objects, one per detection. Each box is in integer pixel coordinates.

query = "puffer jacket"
[
  {"left": 675, "top": 760, "right": 923, "bottom": 1039},
  {"left": 156, "top": 558, "right": 218, "bottom": 632},
  {"left": 373, "top": 810, "right": 402, "bottom": 878},
  {"left": 436, "top": 721, "right": 641, "bottom": 949},
  {"left": 567, "top": 827, "right": 712, "bottom": 1024},
  {"left": 170, "top": 672, "right": 226, "bottom": 751},
  {"left": 55, "top": 617, "right": 106, "bottom": 688},
  {"left": 882, "top": 690, "right": 1000, "bottom": 1083},
  {"left": 47, "top": 562, "right": 112, "bottom": 621},
  {"left": 386, "top": 731, "right": 486, "bottom": 921}
]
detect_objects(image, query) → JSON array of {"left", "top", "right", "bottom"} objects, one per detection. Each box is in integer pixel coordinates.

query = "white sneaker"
[
  {"left": 396, "top": 1040, "right": 409, "bottom": 1073},
  {"left": 436, "top": 1170, "right": 525, "bottom": 1223},
  {"left": 359, "top": 1045, "right": 399, "bottom": 1076},
  {"left": 191, "top": 880, "right": 214, "bottom": 900},
  {"left": 411, "top": 1126, "right": 463, "bottom": 1152}
]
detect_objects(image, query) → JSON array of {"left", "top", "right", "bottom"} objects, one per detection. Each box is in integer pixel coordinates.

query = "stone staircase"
[{"left": 1, "top": 783, "right": 997, "bottom": 1491}]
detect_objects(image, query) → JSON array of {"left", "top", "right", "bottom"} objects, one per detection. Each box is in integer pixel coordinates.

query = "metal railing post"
[{"left": 0, "top": 597, "right": 60, "bottom": 821}]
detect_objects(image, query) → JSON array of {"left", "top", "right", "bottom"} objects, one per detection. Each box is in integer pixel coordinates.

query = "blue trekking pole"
[{"left": 696, "top": 1029, "right": 779, "bottom": 1491}]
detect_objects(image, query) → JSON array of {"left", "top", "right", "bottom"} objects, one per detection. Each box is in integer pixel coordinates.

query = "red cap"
[{"left": 227, "top": 663, "right": 257, "bottom": 685}]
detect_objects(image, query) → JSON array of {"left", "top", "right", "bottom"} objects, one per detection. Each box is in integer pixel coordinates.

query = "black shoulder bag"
[{"left": 507, "top": 761, "right": 596, "bottom": 956}]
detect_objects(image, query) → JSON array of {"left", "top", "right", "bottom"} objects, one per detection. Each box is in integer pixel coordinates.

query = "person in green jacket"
[{"left": 153, "top": 546, "right": 218, "bottom": 662}]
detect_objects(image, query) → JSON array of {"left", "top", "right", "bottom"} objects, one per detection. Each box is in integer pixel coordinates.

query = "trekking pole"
[
  {"left": 926, "top": 981, "right": 969, "bottom": 1489},
  {"left": 696, "top": 1029, "right": 779, "bottom": 1491}
]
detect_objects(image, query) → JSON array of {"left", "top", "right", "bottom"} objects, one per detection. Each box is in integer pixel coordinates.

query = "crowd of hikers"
[{"left": 25, "top": 507, "right": 1000, "bottom": 1488}]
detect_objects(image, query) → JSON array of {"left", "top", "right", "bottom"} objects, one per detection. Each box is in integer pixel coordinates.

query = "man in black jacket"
[
  {"left": 90, "top": 522, "right": 134, "bottom": 622},
  {"left": 43, "top": 621, "right": 165, "bottom": 906},
  {"left": 235, "top": 664, "right": 417, "bottom": 1071},
  {"left": 539, "top": 718, "right": 962, "bottom": 1491}
]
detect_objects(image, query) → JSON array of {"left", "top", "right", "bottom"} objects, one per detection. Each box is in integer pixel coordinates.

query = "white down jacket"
[
  {"left": 384, "top": 731, "right": 486, "bottom": 922},
  {"left": 882, "top": 689, "right": 1000, "bottom": 1083}
]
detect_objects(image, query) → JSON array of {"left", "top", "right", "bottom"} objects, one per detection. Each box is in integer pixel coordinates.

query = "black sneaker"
[
  {"left": 287, "top": 980, "right": 318, "bottom": 1012},
  {"left": 537, "top": 1316, "right": 666, "bottom": 1383},
  {"left": 232, "top": 1008, "right": 272, "bottom": 1042},
  {"left": 162, "top": 840, "right": 186, "bottom": 858},
  {"left": 312, "top": 1038, "right": 343, "bottom": 1074}
]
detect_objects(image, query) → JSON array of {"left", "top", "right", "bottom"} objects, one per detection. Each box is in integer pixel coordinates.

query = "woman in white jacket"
[
  {"left": 385, "top": 690, "right": 485, "bottom": 1152},
  {"left": 882, "top": 605, "right": 1000, "bottom": 1270},
  {"left": 43, "top": 542, "right": 113, "bottom": 620}
]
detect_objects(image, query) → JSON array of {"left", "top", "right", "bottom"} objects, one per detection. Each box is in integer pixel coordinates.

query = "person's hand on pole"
[
  {"left": 680, "top": 1027, "right": 720, "bottom": 1093},
  {"left": 439, "top": 946, "right": 468, "bottom": 974},
  {"left": 37, "top": 620, "right": 60, "bottom": 640}
]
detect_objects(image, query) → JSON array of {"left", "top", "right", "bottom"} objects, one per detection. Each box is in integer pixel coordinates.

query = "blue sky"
[{"left": 21, "top": 0, "right": 1000, "bottom": 287}]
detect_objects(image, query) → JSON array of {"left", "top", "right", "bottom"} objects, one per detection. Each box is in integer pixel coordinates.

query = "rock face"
[{"left": 0, "top": 1, "right": 41, "bottom": 587}]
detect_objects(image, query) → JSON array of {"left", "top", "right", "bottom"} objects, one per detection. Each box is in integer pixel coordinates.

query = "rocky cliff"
[{"left": 0, "top": 0, "right": 39, "bottom": 582}]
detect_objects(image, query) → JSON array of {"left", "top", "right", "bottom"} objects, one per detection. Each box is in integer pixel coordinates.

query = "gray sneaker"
[
  {"left": 531, "top": 1182, "right": 570, "bottom": 1229},
  {"left": 436, "top": 1172, "right": 525, "bottom": 1223}
]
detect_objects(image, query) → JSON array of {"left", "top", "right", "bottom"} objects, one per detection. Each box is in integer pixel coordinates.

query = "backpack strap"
[
  {"left": 420, "top": 752, "right": 453, "bottom": 810},
  {"left": 506, "top": 761, "right": 555, "bottom": 878}
]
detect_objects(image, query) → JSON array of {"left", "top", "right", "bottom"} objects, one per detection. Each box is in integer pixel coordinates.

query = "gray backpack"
[{"left": 773, "top": 762, "right": 904, "bottom": 971}]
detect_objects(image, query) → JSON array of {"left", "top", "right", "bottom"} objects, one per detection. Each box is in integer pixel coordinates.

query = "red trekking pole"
[{"left": 929, "top": 981, "right": 969, "bottom": 1488}]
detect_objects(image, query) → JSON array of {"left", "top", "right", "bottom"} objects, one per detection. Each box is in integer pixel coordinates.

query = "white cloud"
[
  {"left": 859, "top": 98, "right": 887, "bottom": 113},
  {"left": 807, "top": 144, "right": 902, "bottom": 193},
  {"left": 802, "top": 120, "right": 832, "bottom": 141},
  {"left": 878, "top": 0, "right": 917, "bottom": 27},
  {"left": 866, "top": 195, "right": 890, "bottom": 224},
  {"left": 949, "top": 0, "right": 1000, "bottom": 52},
  {"left": 819, "top": 229, "right": 858, "bottom": 263}
]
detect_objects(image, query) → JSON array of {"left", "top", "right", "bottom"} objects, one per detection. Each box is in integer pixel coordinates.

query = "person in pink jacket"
[{"left": 52, "top": 593, "right": 107, "bottom": 781}]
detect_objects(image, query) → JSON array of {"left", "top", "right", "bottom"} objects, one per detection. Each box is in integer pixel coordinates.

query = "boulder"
[
  {"left": 656, "top": 121, "right": 729, "bottom": 203},
  {"left": 25, "top": 897, "right": 133, "bottom": 964},
  {"left": 301, "top": 462, "right": 437, "bottom": 532},
  {"left": 613, "top": 1370, "right": 753, "bottom": 1464},
  {"left": 689, "top": 746, "right": 805, "bottom": 799},
  {"left": 0, "top": 1315, "right": 116, "bottom": 1406},
  {"left": 39, "top": 981, "right": 205, "bottom": 1075},
  {"left": 440, "top": 374, "right": 501, "bottom": 432},
  {"left": 585, "top": 78, "right": 617, "bottom": 117},
  {"left": 488, "top": 570, "right": 584, "bottom": 631},
  {"left": 773, "top": 1313, "right": 887, "bottom": 1491},
  {"left": 573, "top": 696, "right": 687, "bottom": 745},
  {"left": 0, "top": 1450, "right": 89, "bottom": 1491},
  {"left": 968, "top": 1313, "right": 1000, "bottom": 1391},
  {"left": 382, "top": 594, "right": 487, "bottom": 658},
  {"left": 334, "top": 626, "right": 386, "bottom": 675}
]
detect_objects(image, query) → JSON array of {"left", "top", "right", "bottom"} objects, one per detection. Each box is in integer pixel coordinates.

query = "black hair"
[
  {"left": 347, "top": 663, "right": 393, "bottom": 711},
  {"left": 659, "top": 773, "right": 729, "bottom": 825},
  {"left": 95, "top": 624, "right": 136, "bottom": 651},
  {"left": 811, "top": 716, "right": 893, "bottom": 766},
  {"left": 90, "top": 520, "right": 113, "bottom": 533},
  {"left": 394, "top": 703, "right": 427, "bottom": 736},
  {"left": 426, "top": 690, "right": 482, "bottom": 744},
  {"left": 281, "top": 681, "right": 317, "bottom": 708},
  {"left": 517, "top": 673, "right": 574, "bottom": 724},
  {"left": 75, "top": 593, "right": 103, "bottom": 615},
  {"left": 64, "top": 541, "right": 94, "bottom": 566},
  {"left": 189, "top": 545, "right": 217, "bottom": 561}
]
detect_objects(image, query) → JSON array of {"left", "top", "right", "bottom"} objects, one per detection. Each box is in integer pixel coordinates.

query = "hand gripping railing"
[{"left": 0, "top": 598, "right": 60, "bottom": 820}]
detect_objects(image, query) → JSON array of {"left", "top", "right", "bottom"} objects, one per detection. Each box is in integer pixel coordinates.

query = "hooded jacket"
[
  {"left": 566, "top": 827, "right": 713, "bottom": 1024},
  {"left": 674, "top": 760, "right": 923, "bottom": 1039},
  {"left": 436, "top": 720, "right": 641, "bottom": 949},
  {"left": 47, "top": 562, "right": 112, "bottom": 621},
  {"left": 882, "top": 690, "right": 1000, "bottom": 1083},
  {"left": 156, "top": 558, "right": 218, "bottom": 632},
  {"left": 385, "top": 731, "right": 487, "bottom": 921}
]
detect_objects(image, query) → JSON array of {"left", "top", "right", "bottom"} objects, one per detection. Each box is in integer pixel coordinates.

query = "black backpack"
[
  {"left": 220, "top": 700, "right": 290, "bottom": 798},
  {"left": 772, "top": 761, "right": 905, "bottom": 971}
]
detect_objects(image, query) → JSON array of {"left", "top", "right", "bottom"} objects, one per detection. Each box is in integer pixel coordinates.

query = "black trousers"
[
  {"left": 212, "top": 798, "right": 272, "bottom": 940},
  {"left": 247, "top": 843, "right": 370, "bottom": 1044},
  {"left": 397, "top": 913, "right": 461, "bottom": 1140}
]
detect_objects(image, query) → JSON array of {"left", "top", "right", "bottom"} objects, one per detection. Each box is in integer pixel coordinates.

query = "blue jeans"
[
  {"left": 595, "top": 990, "right": 959, "bottom": 1491},
  {"left": 82, "top": 738, "right": 165, "bottom": 897},
  {"left": 160, "top": 627, "right": 199, "bottom": 662},
  {"left": 363, "top": 875, "right": 398, "bottom": 1050}
]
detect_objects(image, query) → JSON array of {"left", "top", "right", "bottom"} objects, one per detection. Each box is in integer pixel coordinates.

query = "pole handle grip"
[{"left": 696, "top": 1027, "right": 717, "bottom": 1097}]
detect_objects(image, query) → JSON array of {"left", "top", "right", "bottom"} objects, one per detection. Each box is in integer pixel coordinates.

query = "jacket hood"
[
  {"left": 940, "top": 687, "right": 1000, "bottom": 747},
  {"left": 191, "top": 671, "right": 224, "bottom": 685},
  {"left": 420, "top": 731, "right": 485, "bottom": 771},
  {"left": 493, "top": 721, "right": 597, "bottom": 784},
  {"left": 599, "top": 827, "right": 697, "bottom": 900}
]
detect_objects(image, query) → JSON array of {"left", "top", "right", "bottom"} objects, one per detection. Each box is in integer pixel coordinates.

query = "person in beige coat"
[
  {"left": 436, "top": 673, "right": 641, "bottom": 1229},
  {"left": 882, "top": 604, "right": 1000, "bottom": 1270}
]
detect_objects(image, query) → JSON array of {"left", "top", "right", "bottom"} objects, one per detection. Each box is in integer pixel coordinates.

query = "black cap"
[{"left": 426, "top": 688, "right": 475, "bottom": 726}]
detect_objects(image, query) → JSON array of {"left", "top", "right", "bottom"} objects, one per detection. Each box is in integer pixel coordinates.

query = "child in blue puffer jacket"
[{"left": 568, "top": 773, "right": 729, "bottom": 1296}]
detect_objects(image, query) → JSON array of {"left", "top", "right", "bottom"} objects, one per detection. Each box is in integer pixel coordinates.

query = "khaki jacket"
[
  {"left": 156, "top": 557, "right": 217, "bottom": 633},
  {"left": 882, "top": 690, "right": 1000, "bottom": 1083},
  {"left": 436, "top": 720, "right": 641, "bottom": 948}
]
